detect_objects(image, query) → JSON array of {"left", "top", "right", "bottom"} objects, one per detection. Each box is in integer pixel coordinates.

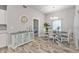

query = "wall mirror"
[{"left": 21, "top": 16, "right": 28, "bottom": 23}]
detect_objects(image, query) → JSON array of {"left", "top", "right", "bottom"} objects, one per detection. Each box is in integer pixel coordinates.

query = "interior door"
[
  {"left": 33, "top": 19, "right": 39, "bottom": 37},
  {"left": 74, "top": 15, "right": 79, "bottom": 48}
]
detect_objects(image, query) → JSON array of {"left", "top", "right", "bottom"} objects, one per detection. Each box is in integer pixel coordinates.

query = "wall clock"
[{"left": 21, "top": 16, "right": 28, "bottom": 23}]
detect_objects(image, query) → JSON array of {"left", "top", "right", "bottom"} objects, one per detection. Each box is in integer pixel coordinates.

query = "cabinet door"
[
  {"left": 23, "top": 33, "right": 28, "bottom": 42},
  {"left": 0, "top": 9, "right": 6, "bottom": 24},
  {"left": 30, "top": 32, "right": 34, "bottom": 39},
  {"left": 11, "top": 34, "right": 17, "bottom": 47},
  {"left": 0, "top": 33, "right": 7, "bottom": 47},
  {"left": 17, "top": 34, "right": 22, "bottom": 45}
]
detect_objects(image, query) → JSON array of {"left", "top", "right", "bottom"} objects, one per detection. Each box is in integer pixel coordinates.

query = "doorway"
[{"left": 33, "top": 19, "right": 39, "bottom": 37}]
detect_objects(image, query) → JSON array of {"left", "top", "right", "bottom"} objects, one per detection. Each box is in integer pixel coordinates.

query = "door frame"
[{"left": 33, "top": 19, "right": 39, "bottom": 37}]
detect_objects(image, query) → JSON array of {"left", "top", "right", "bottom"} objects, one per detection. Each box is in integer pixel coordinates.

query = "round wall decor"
[{"left": 21, "top": 16, "right": 28, "bottom": 23}]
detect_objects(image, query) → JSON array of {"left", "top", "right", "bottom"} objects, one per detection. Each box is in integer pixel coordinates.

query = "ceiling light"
[
  {"left": 50, "top": 16, "right": 53, "bottom": 19},
  {"left": 53, "top": 16, "right": 59, "bottom": 19},
  {"left": 50, "top": 16, "right": 59, "bottom": 20}
]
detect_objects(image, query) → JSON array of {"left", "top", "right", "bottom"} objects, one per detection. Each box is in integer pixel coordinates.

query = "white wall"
[
  {"left": 7, "top": 5, "right": 45, "bottom": 36},
  {"left": 45, "top": 6, "right": 75, "bottom": 32}
]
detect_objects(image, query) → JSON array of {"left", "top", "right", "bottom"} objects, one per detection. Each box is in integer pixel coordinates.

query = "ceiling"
[{"left": 28, "top": 5, "right": 74, "bottom": 14}]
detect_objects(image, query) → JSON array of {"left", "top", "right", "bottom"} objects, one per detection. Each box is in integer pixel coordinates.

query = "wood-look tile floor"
[{"left": 0, "top": 37, "right": 79, "bottom": 53}]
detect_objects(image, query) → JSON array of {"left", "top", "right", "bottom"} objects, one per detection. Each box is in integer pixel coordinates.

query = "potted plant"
[{"left": 44, "top": 22, "right": 50, "bottom": 34}]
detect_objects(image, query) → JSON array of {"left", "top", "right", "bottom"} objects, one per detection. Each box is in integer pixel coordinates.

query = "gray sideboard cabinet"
[{"left": 8, "top": 31, "right": 34, "bottom": 49}]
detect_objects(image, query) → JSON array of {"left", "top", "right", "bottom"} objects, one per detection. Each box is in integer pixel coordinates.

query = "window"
[{"left": 52, "top": 20, "right": 61, "bottom": 31}]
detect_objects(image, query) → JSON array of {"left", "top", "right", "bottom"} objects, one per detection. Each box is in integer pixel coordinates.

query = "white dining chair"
[{"left": 60, "top": 31, "right": 70, "bottom": 43}]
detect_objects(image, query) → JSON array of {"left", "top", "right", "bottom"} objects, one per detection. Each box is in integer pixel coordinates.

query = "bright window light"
[{"left": 52, "top": 20, "right": 61, "bottom": 31}]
